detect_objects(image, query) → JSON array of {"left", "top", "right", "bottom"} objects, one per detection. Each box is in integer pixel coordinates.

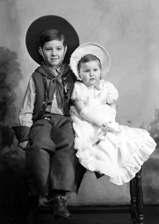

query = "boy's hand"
[{"left": 19, "top": 140, "right": 28, "bottom": 149}]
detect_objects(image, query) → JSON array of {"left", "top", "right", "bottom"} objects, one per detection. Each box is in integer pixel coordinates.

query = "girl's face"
[
  {"left": 79, "top": 60, "right": 101, "bottom": 87},
  {"left": 40, "top": 39, "right": 67, "bottom": 68}
]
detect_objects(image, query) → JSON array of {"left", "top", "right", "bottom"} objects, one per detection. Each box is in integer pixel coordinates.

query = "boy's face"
[
  {"left": 79, "top": 60, "right": 101, "bottom": 87},
  {"left": 40, "top": 39, "right": 67, "bottom": 68}
]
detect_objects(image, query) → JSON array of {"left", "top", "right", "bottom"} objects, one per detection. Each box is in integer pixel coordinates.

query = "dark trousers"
[{"left": 25, "top": 114, "right": 85, "bottom": 195}]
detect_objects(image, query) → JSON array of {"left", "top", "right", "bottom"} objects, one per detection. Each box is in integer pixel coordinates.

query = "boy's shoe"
[{"left": 46, "top": 194, "right": 71, "bottom": 220}]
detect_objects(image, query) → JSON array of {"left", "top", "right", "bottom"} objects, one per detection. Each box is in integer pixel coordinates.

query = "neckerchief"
[{"left": 41, "top": 62, "right": 66, "bottom": 109}]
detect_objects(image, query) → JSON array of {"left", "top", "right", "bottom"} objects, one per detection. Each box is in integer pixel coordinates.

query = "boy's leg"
[
  {"left": 50, "top": 115, "right": 85, "bottom": 192},
  {"left": 47, "top": 115, "right": 85, "bottom": 220},
  {"left": 25, "top": 119, "right": 55, "bottom": 195}
]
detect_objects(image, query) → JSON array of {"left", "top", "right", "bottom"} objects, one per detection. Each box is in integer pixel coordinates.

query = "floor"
[{"left": 1, "top": 205, "right": 159, "bottom": 224}]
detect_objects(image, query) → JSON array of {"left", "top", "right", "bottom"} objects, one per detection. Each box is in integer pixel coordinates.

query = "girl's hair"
[
  {"left": 39, "top": 29, "right": 66, "bottom": 47},
  {"left": 77, "top": 54, "right": 101, "bottom": 72}
]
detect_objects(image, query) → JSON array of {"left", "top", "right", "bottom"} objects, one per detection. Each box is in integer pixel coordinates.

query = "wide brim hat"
[
  {"left": 26, "top": 15, "right": 79, "bottom": 64},
  {"left": 70, "top": 42, "right": 111, "bottom": 80}
]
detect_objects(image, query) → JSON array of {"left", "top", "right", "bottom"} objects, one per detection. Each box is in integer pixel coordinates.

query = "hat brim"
[
  {"left": 26, "top": 15, "right": 79, "bottom": 64},
  {"left": 70, "top": 42, "right": 111, "bottom": 80}
]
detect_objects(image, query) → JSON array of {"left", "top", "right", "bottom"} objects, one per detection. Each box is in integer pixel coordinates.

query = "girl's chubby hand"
[
  {"left": 101, "top": 122, "right": 120, "bottom": 133},
  {"left": 19, "top": 140, "right": 29, "bottom": 150},
  {"left": 100, "top": 123, "right": 109, "bottom": 133}
]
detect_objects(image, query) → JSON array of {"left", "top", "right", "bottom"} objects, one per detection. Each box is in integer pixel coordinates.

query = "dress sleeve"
[
  {"left": 105, "top": 82, "right": 119, "bottom": 104},
  {"left": 71, "top": 82, "right": 88, "bottom": 102}
]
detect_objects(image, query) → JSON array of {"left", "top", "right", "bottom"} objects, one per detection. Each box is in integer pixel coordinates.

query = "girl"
[{"left": 69, "top": 42, "right": 156, "bottom": 185}]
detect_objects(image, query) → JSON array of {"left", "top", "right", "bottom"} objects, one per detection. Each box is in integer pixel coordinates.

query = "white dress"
[{"left": 70, "top": 80, "right": 156, "bottom": 185}]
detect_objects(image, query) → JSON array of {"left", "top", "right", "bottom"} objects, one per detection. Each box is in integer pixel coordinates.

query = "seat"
[
  {"left": 130, "top": 169, "right": 144, "bottom": 224},
  {"left": 24, "top": 168, "right": 144, "bottom": 224},
  {"left": 11, "top": 126, "right": 144, "bottom": 224}
]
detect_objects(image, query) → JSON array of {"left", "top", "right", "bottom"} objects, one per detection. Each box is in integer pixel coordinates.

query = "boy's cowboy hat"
[
  {"left": 26, "top": 15, "right": 79, "bottom": 64},
  {"left": 70, "top": 42, "right": 111, "bottom": 80}
]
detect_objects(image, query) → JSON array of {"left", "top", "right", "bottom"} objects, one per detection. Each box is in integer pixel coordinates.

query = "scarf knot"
[{"left": 41, "top": 63, "right": 65, "bottom": 109}]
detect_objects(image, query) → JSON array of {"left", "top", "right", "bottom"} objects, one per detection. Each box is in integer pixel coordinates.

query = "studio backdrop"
[{"left": 0, "top": 0, "right": 159, "bottom": 205}]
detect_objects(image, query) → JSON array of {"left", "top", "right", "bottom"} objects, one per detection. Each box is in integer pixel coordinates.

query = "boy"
[{"left": 15, "top": 15, "right": 85, "bottom": 220}]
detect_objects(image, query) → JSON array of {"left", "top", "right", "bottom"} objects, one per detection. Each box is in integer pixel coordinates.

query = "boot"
[{"left": 46, "top": 194, "right": 71, "bottom": 220}]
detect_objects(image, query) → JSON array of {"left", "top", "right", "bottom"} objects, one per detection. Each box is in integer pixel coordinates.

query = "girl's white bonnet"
[{"left": 69, "top": 42, "right": 111, "bottom": 80}]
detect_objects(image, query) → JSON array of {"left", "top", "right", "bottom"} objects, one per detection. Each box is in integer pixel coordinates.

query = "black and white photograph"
[{"left": 0, "top": 0, "right": 159, "bottom": 223}]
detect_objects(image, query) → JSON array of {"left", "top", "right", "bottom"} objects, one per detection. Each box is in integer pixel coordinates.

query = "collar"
[{"left": 36, "top": 62, "right": 69, "bottom": 79}]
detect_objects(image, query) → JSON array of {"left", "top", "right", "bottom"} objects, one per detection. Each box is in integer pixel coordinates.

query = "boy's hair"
[
  {"left": 77, "top": 54, "right": 101, "bottom": 72},
  {"left": 39, "top": 29, "right": 66, "bottom": 47}
]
